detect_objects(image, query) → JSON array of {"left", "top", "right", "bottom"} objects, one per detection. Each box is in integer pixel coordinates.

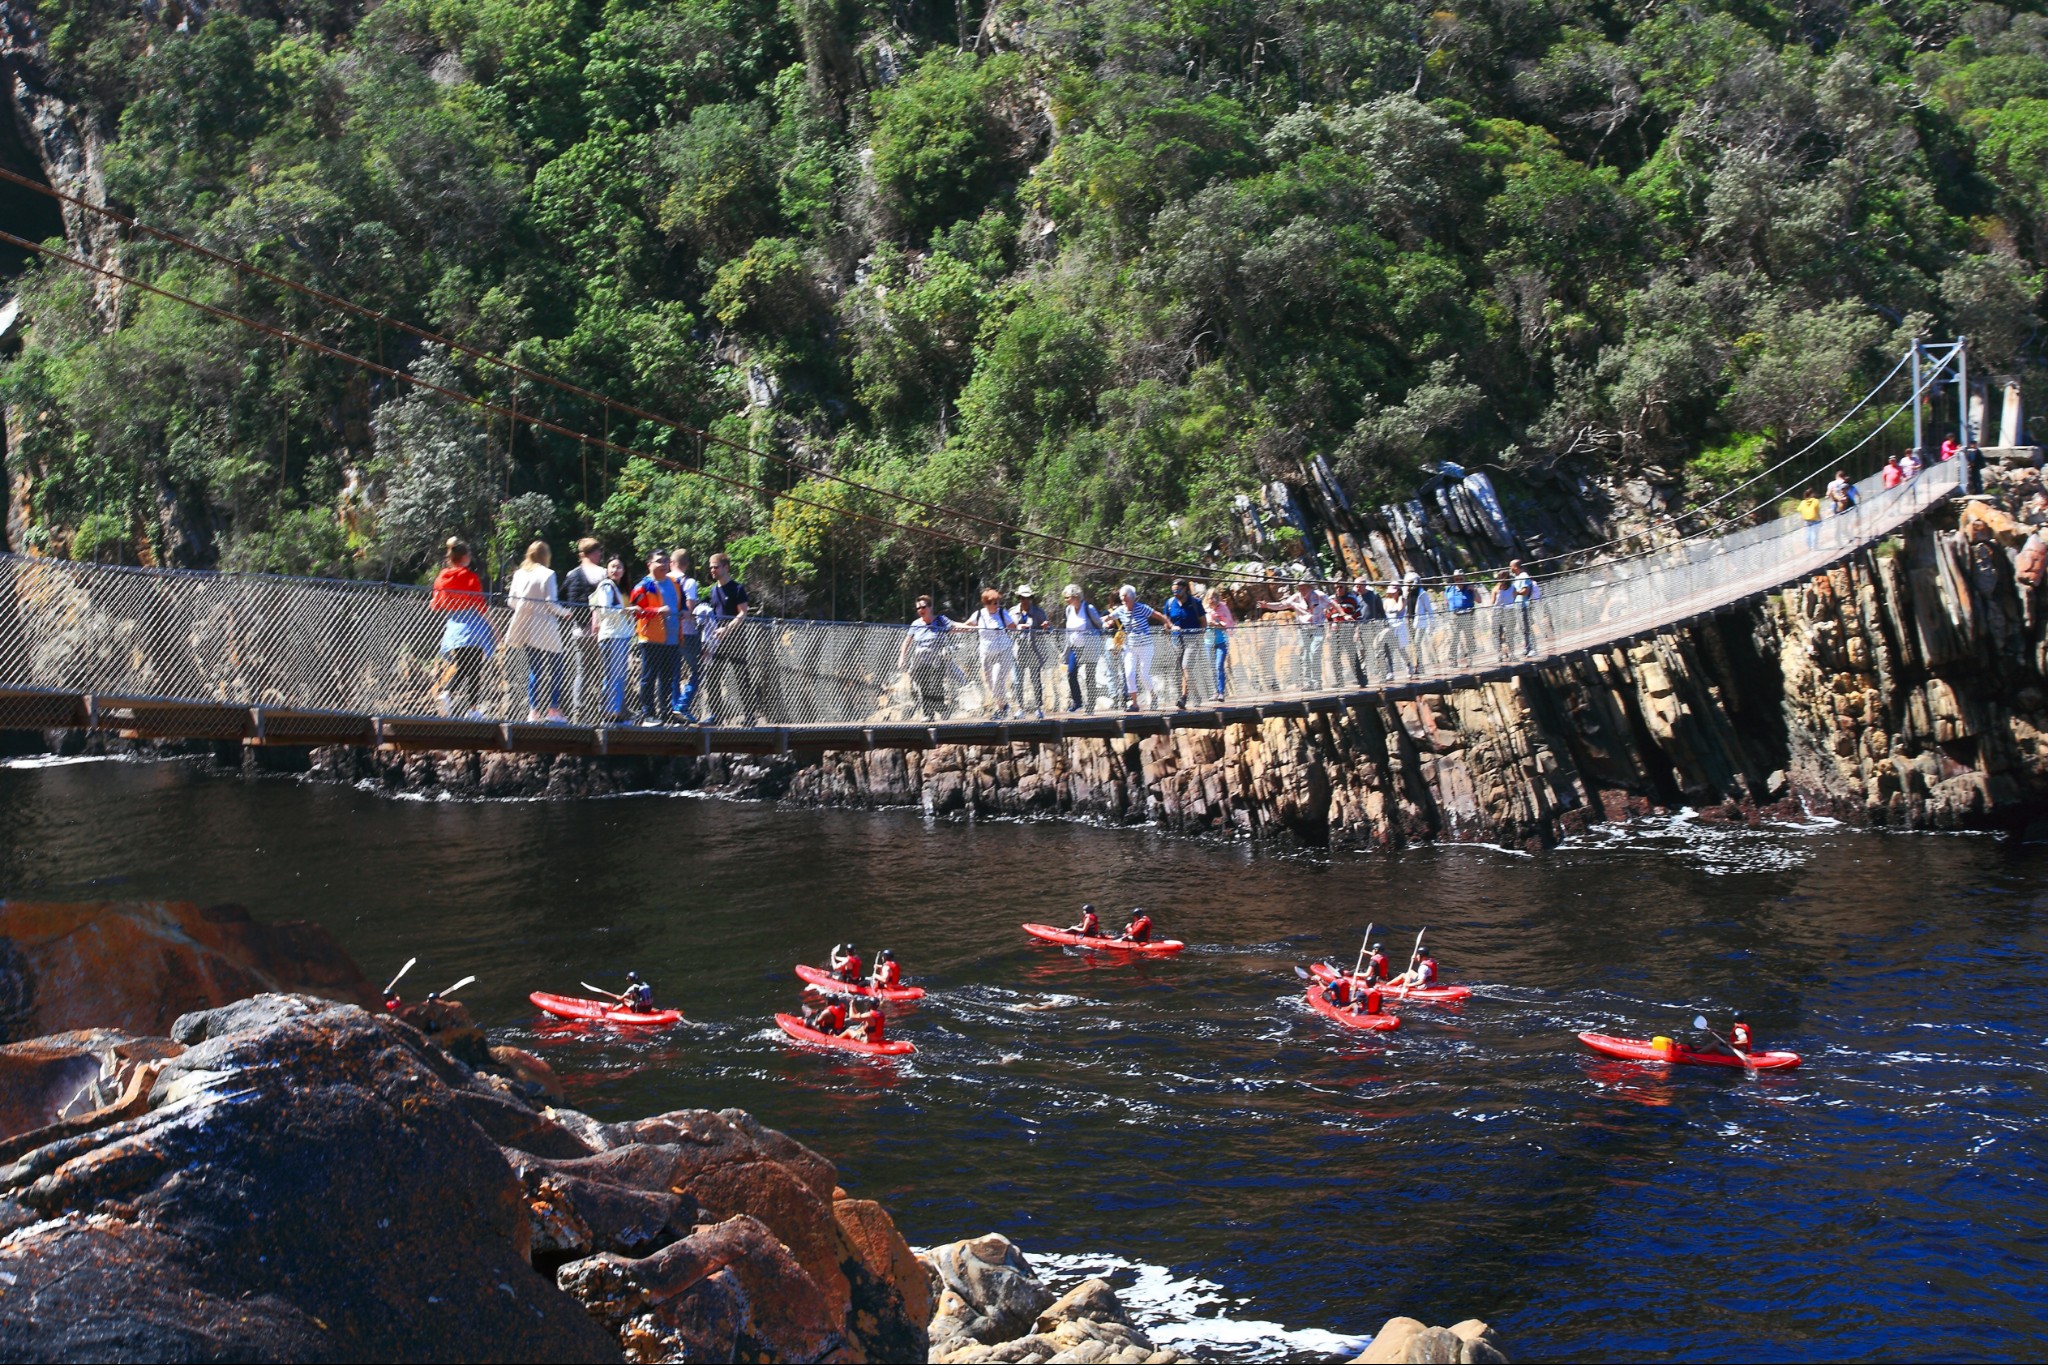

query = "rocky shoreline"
[
  {"left": 0, "top": 901, "right": 1509, "bottom": 1363},
  {"left": 27, "top": 508, "right": 2048, "bottom": 852}
]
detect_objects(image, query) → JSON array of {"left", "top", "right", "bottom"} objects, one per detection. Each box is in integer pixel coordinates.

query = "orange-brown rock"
[{"left": 0, "top": 899, "right": 373, "bottom": 1041}]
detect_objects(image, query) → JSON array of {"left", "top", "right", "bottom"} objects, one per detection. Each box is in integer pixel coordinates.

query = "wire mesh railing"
[{"left": 0, "top": 458, "right": 1960, "bottom": 742}]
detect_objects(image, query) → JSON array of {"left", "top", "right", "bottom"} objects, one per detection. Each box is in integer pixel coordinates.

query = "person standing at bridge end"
[
  {"left": 1508, "top": 560, "right": 1538, "bottom": 660},
  {"left": 1882, "top": 455, "right": 1904, "bottom": 489}
]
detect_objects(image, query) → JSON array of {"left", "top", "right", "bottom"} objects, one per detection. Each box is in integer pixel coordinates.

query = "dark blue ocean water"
[{"left": 3, "top": 756, "right": 2044, "bottom": 1362}]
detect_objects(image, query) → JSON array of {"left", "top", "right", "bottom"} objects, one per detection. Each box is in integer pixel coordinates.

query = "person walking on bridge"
[
  {"left": 1112, "top": 585, "right": 1171, "bottom": 712},
  {"left": 1012, "top": 586, "right": 1050, "bottom": 718},
  {"left": 686, "top": 552, "right": 754, "bottom": 725},
  {"left": 1798, "top": 488, "right": 1824, "bottom": 552},
  {"left": 964, "top": 588, "right": 1018, "bottom": 719},
  {"left": 1163, "top": 578, "right": 1206, "bottom": 709},
  {"left": 1204, "top": 585, "right": 1236, "bottom": 700},
  {"left": 670, "top": 548, "right": 701, "bottom": 718},
  {"left": 898, "top": 595, "right": 955, "bottom": 720},
  {"left": 1259, "top": 578, "right": 1331, "bottom": 690},
  {"left": 1445, "top": 570, "right": 1478, "bottom": 668},
  {"left": 431, "top": 537, "right": 494, "bottom": 719},
  {"left": 1508, "top": 560, "right": 1538, "bottom": 659},
  {"left": 563, "top": 538, "right": 608, "bottom": 722}
]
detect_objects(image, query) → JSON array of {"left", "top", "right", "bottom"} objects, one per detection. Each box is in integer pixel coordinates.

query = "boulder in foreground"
[{"left": 0, "top": 992, "right": 930, "bottom": 1363}]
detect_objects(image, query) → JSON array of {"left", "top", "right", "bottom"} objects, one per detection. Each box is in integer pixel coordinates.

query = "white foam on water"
[
  {"left": 0, "top": 753, "right": 124, "bottom": 769},
  {"left": 1027, "top": 1250, "right": 1368, "bottom": 1361}
]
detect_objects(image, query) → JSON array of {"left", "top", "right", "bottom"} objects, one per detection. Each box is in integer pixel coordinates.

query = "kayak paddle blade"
[
  {"left": 442, "top": 975, "right": 477, "bottom": 996},
  {"left": 382, "top": 956, "right": 417, "bottom": 996},
  {"left": 1693, "top": 1014, "right": 1709, "bottom": 1031}
]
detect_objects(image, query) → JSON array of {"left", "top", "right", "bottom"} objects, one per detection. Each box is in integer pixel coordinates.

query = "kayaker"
[
  {"left": 801, "top": 990, "right": 848, "bottom": 1035},
  {"left": 623, "top": 972, "right": 653, "bottom": 1011},
  {"left": 845, "top": 1004, "right": 887, "bottom": 1045},
  {"left": 830, "top": 942, "right": 864, "bottom": 984},
  {"left": 869, "top": 949, "right": 902, "bottom": 991},
  {"left": 1730, "top": 1020, "right": 1754, "bottom": 1054},
  {"left": 1067, "top": 904, "right": 1104, "bottom": 938},
  {"left": 1323, "top": 975, "right": 1352, "bottom": 1008},
  {"left": 1120, "top": 907, "right": 1154, "bottom": 943},
  {"left": 1361, "top": 943, "right": 1390, "bottom": 984},
  {"left": 1395, "top": 952, "right": 1437, "bottom": 989}
]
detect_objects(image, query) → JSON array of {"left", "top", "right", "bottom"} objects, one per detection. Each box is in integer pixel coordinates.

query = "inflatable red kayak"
[
  {"left": 1309, "top": 962, "right": 1472, "bottom": 1004},
  {"left": 793, "top": 963, "right": 926, "bottom": 1001},
  {"left": 530, "top": 991, "right": 682, "bottom": 1027},
  {"left": 1578, "top": 1032, "right": 1800, "bottom": 1071},
  {"left": 1022, "top": 923, "right": 1185, "bottom": 955},
  {"left": 1303, "top": 984, "right": 1400, "bottom": 1031},
  {"left": 774, "top": 1012, "right": 915, "bottom": 1057}
]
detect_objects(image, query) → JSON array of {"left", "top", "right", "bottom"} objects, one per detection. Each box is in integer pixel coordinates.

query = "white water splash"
[{"left": 1027, "top": 1250, "right": 1368, "bottom": 1361}]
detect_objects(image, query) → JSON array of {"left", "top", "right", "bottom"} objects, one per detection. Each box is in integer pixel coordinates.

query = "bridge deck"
[{"left": 0, "top": 463, "right": 1963, "bottom": 755}]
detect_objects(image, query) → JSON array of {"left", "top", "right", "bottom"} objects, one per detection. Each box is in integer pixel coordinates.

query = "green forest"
[{"left": 3, "top": 0, "right": 2045, "bottom": 613}]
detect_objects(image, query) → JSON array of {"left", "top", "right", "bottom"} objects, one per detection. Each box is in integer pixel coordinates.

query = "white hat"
[
  {"left": 1404, "top": 570, "right": 1420, "bottom": 582},
  {"left": 1016, "top": 584, "right": 1036, "bottom": 597}
]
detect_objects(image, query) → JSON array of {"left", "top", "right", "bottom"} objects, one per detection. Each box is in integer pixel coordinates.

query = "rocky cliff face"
[{"left": 235, "top": 510, "right": 2047, "bottom": 849}]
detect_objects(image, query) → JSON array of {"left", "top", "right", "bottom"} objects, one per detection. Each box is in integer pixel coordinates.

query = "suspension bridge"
[{"left": 0, "top": 437, "right": 1979, "bottom": 758}]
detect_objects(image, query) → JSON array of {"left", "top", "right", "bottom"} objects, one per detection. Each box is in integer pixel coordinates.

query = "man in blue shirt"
[
  {"left": 897, "top": 595, "right": 954, "bottom": 719},
  {"left": 1162, "top": 578, "right": 1207, "bottom": 708}
]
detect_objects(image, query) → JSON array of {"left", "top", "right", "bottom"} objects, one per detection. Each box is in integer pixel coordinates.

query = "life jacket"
[
  {"left": 1126, "top": 915, "right": 1152, "bottom": 942},
  {"left": 626, "top": 984, "right": 653, "bottom": 1010},
  {"left": 838, "top": 953, "right": 864, "bottom": 983},
  {"left": 860, "top": 1011, "right": 885, "bottom": 1042},
  {"left": 1731, "top": 1022, "right": 1753, "bottom": 1052},
  {"left": 1364, "top": 987, "right": 1383, "bottom": 1015},
  {"left": 1078, "top": 915, "right": 1101, "bottom": 937},
  {"left": 1326, "top": 977, "right": 1351, "bottom": 1006},
  {"left": 1365, "top": 952, "right": 1388, "bottom": 982},
  {"left": 1414, "top": 956, "right": 1437, "bottom": 985},
  {"left": 818, "top": 1002, "right": 847, "bottom": 1033},
  {"left": 874, "top": 960, "right": 901, "bottom": 988}
]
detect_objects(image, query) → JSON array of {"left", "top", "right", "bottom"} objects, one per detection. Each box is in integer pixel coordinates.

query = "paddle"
[
  {"left": 1693, "top": 1013, "right": 1756, "bottom": 1073},
  {"left": 1349, "top": 923, "right": 1375, "bottom": 991},
  {"left": 581, "top": 980, "right": 629, "bottom": 1002},
  {"left": 437, "top": 975, "right": 477, "bottom": 998},
  {"left": 1396, "top": 927, "right": 1426, "bottom": 995},
  {"left": 381, "top": 956, "right": 417, "bottom": 998}
]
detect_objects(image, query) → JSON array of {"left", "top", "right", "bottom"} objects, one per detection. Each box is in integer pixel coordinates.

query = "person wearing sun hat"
[{"left": 1012, "top": 584, "right": 1050, "bottom": 718}]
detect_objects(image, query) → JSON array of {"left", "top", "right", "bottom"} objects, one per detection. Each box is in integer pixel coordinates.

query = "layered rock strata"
[{"left": 0, "top": 992, "right": 930, "bottom": 1363}]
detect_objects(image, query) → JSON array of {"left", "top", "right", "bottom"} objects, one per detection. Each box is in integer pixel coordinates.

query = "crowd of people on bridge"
[{"left": 424, "top": 434, "right": 1957, "bottom": 727}]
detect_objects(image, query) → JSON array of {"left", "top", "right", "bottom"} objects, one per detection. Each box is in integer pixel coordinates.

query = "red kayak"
[
  {"left": 794, "top": 963, "right": 926, "bottom": 1002},
  {"left": 1578, "top": 1032, "right": 1801, "bottom": 1071},
  {"left": 774, "top": 1012, "right": 915, "bottom": 1057},
  {"left": 1309, "top": 962, "right": 1472, "bottom": 1004},
  {"left": 530, "top": 991, "right": 683, "bottom": 1027},
  {"left": 1303, "top": 984, "right": 1400, "bottom": 1032},
  {"left": 1022, "top": 923, "right": 1185, "bottom": 955}
]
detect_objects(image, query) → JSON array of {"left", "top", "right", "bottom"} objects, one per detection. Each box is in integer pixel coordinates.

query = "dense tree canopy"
[{"left": 4, "top": 0, "right": 2045, "bottom": 613}]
